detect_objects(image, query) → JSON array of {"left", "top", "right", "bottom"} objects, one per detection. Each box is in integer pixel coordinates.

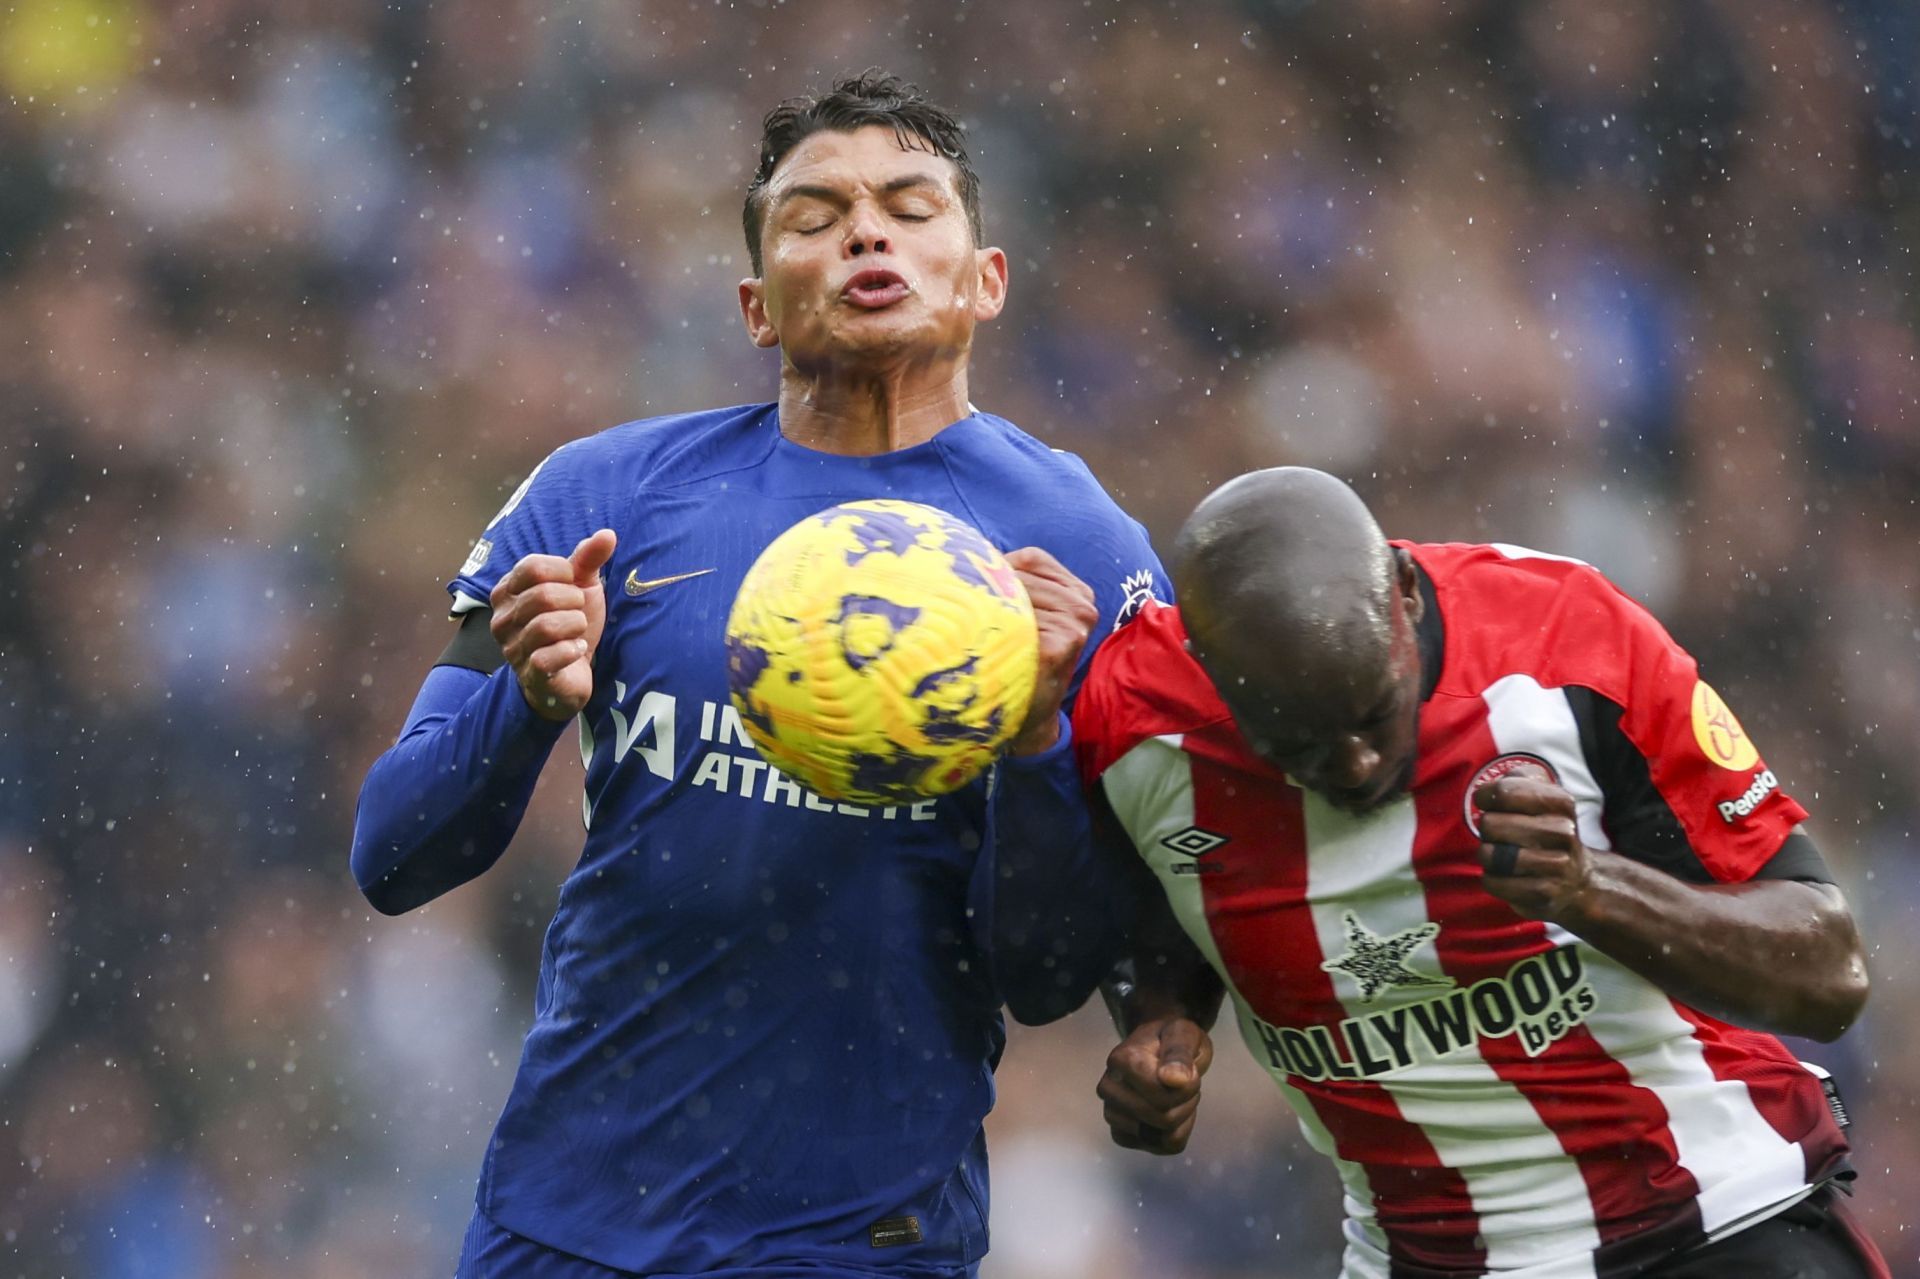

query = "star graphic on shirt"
[{"left": 1319, "top": 913, "right": 1456, "bottom": 1003}]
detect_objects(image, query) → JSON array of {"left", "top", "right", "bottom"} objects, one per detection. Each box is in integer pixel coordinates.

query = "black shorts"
[{"left": 1648, "top": 1184, "right": 1889, "bottom": 1279}]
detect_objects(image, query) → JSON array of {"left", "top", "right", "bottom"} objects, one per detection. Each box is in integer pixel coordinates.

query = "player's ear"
[
  {"left": 1395, "top": 547, "right": 1423, "bottom": 627},
  {"left": 972, "top": 247, "right": 1008, "bottom": 323},
  {"left": 739, "top": 278, "right": 780, "bottom": 349}
]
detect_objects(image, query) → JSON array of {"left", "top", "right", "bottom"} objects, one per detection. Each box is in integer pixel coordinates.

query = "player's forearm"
[
  {"left": 984, "top": 715, "right": 1116, "bottom": 1024},
  {"left": 1106, "top": 857, "right": 1226, "bottom": 1035},
  {"left": 350, "top": 663, "right": 568, "bottom": 915},
  {"left": 1562, "top": 852, "right": 1869, "bottom": 1041},
  {"left": 1105, "top": 956, "right": 1225, "bottom": 1036}
]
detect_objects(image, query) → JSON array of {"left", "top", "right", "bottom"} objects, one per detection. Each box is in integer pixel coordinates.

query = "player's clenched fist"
[
  {"left": 1098, "top": 1016, "right": 1214, "bottom": 1155},
  {"left": 1476, "top": 776, "right": 1595, "bottom": 922},
  {"left": 1004, "top": 546, "right": 1098, "bottom": 756},
  {"left": 491, "top": 529, "right": 618, "bottom": 721}
]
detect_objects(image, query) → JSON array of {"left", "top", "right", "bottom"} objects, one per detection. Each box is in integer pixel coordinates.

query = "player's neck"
[{"left": 775, "top": 362, "right": 972, "bottom": 456}]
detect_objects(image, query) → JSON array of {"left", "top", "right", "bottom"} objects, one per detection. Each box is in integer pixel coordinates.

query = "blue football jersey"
[{"left": 446, "top": 404, "right": 1166, "bottom": 1276}]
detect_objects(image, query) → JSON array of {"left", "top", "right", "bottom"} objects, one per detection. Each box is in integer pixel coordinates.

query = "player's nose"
[
  {"left": 844, "top": 205, "right": 891, "bottom": 257},
  {"left": 1326, "top": 736, "right": 1380, "bottom": 790}
]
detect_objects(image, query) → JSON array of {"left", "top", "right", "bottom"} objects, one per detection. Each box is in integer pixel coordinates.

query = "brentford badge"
[{"left": 1464, "top": 753, "right": 1558, "bottom": 835}]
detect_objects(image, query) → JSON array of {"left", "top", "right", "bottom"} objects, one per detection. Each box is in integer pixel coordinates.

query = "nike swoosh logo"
[{"left": 624, "top": 567, "right": 716, "bottom": 597}]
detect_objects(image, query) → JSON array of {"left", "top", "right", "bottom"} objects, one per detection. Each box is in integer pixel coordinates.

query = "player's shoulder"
[
  {"left": 948, "top": 411, "right": 1149, "bottom": 557},
  {"left": 507, "top": 403, "right": 764, "bottom": 492},
  {"left": 456, "top": 404, "right": 772, "bottom": 585},
  {"left": 1411, "top": 540, "right": 1673, "bottom": 695},
  {"left": 1423, "top": 540, "right": 1648, "bottom": 614},
  {"left": 948, "top": 412, "right": 1118, "bottom": 507},
  {"left": 1409, "top": 539, "right": 1611, "bottom": 596},
  {"left": 955, "top": 410, "right": 1084, "bottom": 462},
  {"left": 1075, "top": 602, "right": 1230, "bottom": 780},
  {"left": 1084, "top": 599, "right": 1199, "bottom": 702},
  {"left": 564, "top": 402, "right": 777, "bottom": 486}
]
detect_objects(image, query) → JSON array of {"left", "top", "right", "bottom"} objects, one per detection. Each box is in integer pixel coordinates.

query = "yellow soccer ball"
[{"left": 724, "top": 500, "right": 1038, "bottom": 805}]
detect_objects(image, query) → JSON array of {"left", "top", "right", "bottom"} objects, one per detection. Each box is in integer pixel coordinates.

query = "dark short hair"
[{"left": 742, "top": 70, "right": 983, "bottom": 276}]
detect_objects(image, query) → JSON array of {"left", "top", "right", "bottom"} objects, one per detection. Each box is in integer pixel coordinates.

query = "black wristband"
[{"left": 437, "top": 607, "right": 507, "bottom": 674}]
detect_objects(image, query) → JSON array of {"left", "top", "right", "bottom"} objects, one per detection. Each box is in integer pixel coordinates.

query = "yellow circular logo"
[{"left": 1691, "top": 680, "right": 1760, "bottom": 771}]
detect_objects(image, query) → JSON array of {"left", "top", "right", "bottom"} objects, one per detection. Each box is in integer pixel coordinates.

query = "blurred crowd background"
[{"left": 4, "top": 0, "right": 1918, "bottom": 1275}]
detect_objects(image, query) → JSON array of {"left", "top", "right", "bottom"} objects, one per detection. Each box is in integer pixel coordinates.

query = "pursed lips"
[{"left": 841, "top": 269, "right": 911, "bottom": 309}]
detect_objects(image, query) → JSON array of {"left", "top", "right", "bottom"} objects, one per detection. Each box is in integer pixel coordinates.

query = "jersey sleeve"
[
  {"left": 1566, "top": 571, "right": 1808, "bottom": 882},
  {"left": 1070, "top": 601, "right": 1179, "bottom": 790},
  {"left": 447, "top": 440, "right": 624, "bottom": 616},
  {"left": 1084, "top": 515, "right": 1171, "bottom": 652},
  {"left": 1042, "top": 456, "right": 1173, "bottom": 702},
  {"left": 1070, "top": 638, "right": 1123, "bottom": 791}
]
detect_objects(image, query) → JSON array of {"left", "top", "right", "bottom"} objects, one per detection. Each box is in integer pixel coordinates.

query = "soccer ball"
[{"left": 724, "top": 500, "right": 1038, "bottom": 805}]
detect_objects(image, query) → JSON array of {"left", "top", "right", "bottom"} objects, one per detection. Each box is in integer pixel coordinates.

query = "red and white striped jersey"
[{"left": 1074, "top": 541, "right": 1849, "bottom": 1279}]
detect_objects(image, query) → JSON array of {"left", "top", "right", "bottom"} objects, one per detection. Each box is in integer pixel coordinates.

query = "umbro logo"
[
  {"left": 624, "top": 567, "right": 716, "bottom": 597},
  {"left": 1162, "top": 826, "right": 1227, "bottom": 856},
  {"left": 1161, "top": 826, "right": 1227, "bottom": 875}
]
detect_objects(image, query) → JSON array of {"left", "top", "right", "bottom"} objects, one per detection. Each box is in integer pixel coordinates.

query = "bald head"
[
  {"left": 1171, "top": 468, "right": 1425, "bottom": 813},
  {"left": 1174, "top": 468, "right": 1395, "bottom": 694}
]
